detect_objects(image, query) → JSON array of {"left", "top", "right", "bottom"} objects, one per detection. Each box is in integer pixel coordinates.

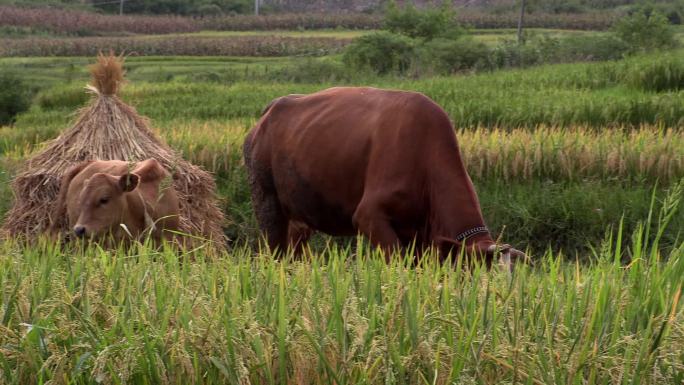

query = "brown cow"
[
  {"left": 243, "top": 86, "right": 525, "bottom": 266},
  {"left": 52, "top": 159, "right": 180, "bottom": 244}
]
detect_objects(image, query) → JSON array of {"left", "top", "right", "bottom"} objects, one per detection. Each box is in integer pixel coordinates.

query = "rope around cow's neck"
[{"left": 455, "top": 226, "right": 489, "bottom": 242}]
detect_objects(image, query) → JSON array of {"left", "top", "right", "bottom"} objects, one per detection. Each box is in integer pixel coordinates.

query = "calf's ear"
[{"left": 118, "top": 173, "right": 140, "bottom": 192}]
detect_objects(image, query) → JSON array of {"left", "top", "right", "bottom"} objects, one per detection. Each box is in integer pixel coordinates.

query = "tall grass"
[{"left": 0, "top": 185, "right": 682, "bottom": 384}]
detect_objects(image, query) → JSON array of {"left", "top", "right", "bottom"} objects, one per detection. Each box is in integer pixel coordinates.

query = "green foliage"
[
  {"left": 489, "top": 33, "right": 630, "bottom": 69},
  {"left": 481, "top": 180, "right": 684, "bottom": 252},
  {"left": 383, "top": 2, "right": 461, "bottom": 40},
  {"left": 548, "top": 34, "right": 629, "bottom": 61},
  {"left": 268, "top": 58, "right": 357, "bottom": 83},
  {"left": 626, "top": 1, "right": 684, "bottom": 25},
  {"left": 613, "top": 10, "right": 677, "bottom": 51},
  {"left": 489, "top": 39, "right": 545, "bottom": 68},
  {"left": 0, "top": 73, "right": 30, "bottom": 125},
  {"left": 416, "top": 37, "right": 491, "bottom": 74},
  {"left": 627, "top": 55, "right": 684, "bottom": 92},
  {"left": 35, "top": 84, "right": 89, "bottom": 110},
  {"left": 342, "top": 31, "right": 414, "bottom": 74}
]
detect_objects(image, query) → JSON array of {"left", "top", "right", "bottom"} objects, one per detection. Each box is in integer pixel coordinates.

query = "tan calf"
[{"left": 52, "top": 159, "right": 180, "bottom": 244}]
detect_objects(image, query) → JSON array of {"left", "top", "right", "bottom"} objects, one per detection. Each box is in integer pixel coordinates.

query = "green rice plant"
[
  {"left": 4, "top": 50, "right": 684, "bottom": 128},
  {"left": 0, "top": 185, "right": 682, "bottom": 384},
  {"left": 626, "top": 54, "right": 684, "bottom": 92}
]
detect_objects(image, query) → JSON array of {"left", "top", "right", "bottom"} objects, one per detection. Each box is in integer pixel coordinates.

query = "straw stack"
[{"left": 2, "top": 53, "right": 226, "bottom": 245}]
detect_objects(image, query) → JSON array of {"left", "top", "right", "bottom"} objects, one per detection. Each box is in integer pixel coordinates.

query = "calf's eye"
[{"left": 99, "top": 197, "right": 109, "bottom": 205}]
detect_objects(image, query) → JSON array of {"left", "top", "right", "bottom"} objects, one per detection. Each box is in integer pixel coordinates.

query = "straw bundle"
[{"left": 1, "top": 53, "right": 226, "bottom": 245}]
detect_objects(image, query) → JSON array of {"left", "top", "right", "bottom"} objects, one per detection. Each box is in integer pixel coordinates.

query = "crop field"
[
  {"left": 1, "top": 7, "right": 684, "bottom": 382},
  {"left": 0, "top": 29, "right": 615, "bottom": 58}
]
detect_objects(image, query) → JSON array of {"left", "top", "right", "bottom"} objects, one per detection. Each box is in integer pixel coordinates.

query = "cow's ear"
[
  {"left": 132, "top": 158, "right": 165, "bottom": 182},
  {"left": 119, "top": 173, "right": 140, "bottom": 192}
]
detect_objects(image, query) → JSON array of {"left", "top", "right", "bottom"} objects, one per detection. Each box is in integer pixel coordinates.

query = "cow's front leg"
[{"left": 353, "top": 200, "right": 401, "bottom": 263}]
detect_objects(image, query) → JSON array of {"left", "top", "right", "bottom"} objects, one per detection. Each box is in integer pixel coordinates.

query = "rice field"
[
  {"left": 1, "top": 195, "right": 683, "bottom": 384},
  {"left": 4, "top": 50, "right": 683, "bottom": 132},
  {"left": 1, "top": 41, "right": 684, "bottom": 383}
]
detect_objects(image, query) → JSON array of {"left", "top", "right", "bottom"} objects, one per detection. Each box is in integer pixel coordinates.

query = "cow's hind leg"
[
  {"left": 352, "top": 199, "right": 401, "bottom": 262},
  {"left": 288, "top": 220, "right": 313, "bottom": 256},
  {"left": 244, "top": 138, "right": 288, "bottom": 255}
]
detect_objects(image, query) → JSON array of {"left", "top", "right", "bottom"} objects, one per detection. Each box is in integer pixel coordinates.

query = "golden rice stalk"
[{"left": 90, "top": 51, "right": 125, "bottom": 96}]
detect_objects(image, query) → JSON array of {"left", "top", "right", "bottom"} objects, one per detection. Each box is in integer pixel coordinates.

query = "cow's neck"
[{"left": 428, "top": 151, "right": 494, "bottom": 248}]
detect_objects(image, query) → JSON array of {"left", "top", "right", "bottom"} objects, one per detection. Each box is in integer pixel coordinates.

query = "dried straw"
[{"left": 1, "top": 53, "right": 226, "bottom": 245}]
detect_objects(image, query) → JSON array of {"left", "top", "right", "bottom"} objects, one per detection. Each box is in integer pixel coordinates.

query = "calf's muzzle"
[{"left": 73, "top": 225, "right": 87, "bottom": 238}]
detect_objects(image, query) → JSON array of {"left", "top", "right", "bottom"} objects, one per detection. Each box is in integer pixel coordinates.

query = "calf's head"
[{"left": 73, "top": 172, "right": 140, "bottom": 238}]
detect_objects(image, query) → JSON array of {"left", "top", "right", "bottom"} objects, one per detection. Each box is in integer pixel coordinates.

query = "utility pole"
[
  {"left": 119, "top": 0, "right": 125, "bottom": 15},
  {"left": 255, "top": 0, "right": 259, "bottom": 15},
  {"left": 517, "top": 0, "right": 526, "bottom": 44}
]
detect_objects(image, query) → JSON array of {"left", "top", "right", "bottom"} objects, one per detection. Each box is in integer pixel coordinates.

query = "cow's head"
[
  {"left": 73, "top": 172, "right": 140, "bottom": 238},
  {"left": 438, "top": 236, "right": 528, "bottom": 270},
  {"left": 482, "top": 243, "right": 527, "bottom": 270}
]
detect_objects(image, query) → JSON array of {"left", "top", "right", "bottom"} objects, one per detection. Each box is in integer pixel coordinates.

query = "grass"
[{"left": 0, "top": 188, "right": 683, "bottom": 384}]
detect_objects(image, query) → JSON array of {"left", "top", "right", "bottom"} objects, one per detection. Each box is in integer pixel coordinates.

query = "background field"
[
  {"left": 1, "top": 3, "right": 684, "bottom": 383},
  {"left": 2, "top": 49, "right": 683, "bottom": 252}
]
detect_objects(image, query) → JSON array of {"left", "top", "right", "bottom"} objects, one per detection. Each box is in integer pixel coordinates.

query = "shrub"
[
  {"left": 417, "top": 37, "right": 490, "bottom": 74},
  {"left": 343, "top": 31, "right": 415, "bottom": 74},
  {"left": 613, "top": 10, "right": 677, "bottom": 52},
  {"left": 626, "top": 56, "right": 684, "bottom": 92},
  {"left": 383, "top": 2, "right": 461, "bottom": 41},
  {"left": 489, "top": 40, "right": 544, "bottom": 69},
  {"left": 625, "top": 2, "right": 683, "bottom": 25},
  {"left": 0, "top": 73, "right": 30, "bottom": 125},
  {"left": 269, "top": 58, "right": 355, "bottom": 83}
]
